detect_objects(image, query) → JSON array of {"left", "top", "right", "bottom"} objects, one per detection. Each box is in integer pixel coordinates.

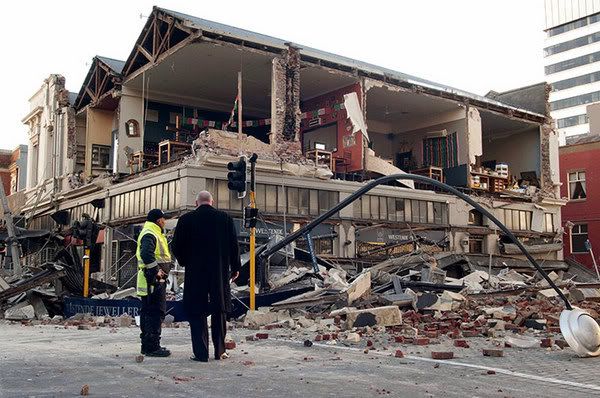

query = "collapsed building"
[{"left": 7, "top": 6, "right": 567, "bottom": 294}]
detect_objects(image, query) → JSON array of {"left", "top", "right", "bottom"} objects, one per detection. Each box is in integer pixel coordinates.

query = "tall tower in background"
[{"left": 544, "top": 0, "right": 600, "bottom": 143}]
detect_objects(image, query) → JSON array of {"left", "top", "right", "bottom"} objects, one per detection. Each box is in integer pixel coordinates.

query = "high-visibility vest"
[{"left": 136, "top": 221, "right": 171, "bottom": 296}]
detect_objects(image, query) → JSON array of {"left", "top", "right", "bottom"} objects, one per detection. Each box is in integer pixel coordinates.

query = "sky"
[{"left": 0, "top": 0, "right": 546, "bottom": 149}]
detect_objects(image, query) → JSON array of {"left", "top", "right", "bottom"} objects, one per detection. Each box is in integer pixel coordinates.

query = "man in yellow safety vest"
[{"left": 136, "top": 209, "right": 172, "bottom": 357}]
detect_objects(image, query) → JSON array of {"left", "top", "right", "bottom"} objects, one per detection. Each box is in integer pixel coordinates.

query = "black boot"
[
  {"left": 145, "top": 347, "right": 171, "bottom": 357},
  {"left": 141, "top": 346, "right": 168, "bottom": 355}
]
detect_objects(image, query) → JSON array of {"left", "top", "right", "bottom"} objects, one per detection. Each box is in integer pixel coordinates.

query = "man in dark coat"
[{"left": 172, "top": 191, "right": 241, "bottom": 362}]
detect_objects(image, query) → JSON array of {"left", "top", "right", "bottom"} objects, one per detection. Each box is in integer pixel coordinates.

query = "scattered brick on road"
[
  {"left": 540, "top": 338, "right": 553, "bottom": 348},
  {"left": 431, "top": 351, "right": 454, "bottom": 360},
  {"left": 454, "top": 339, "right": 469, "bottom": 348},
  {"left": 483, "top": 349, "right": 504, "bottom": 357},
  {"left": 555, "top": 340, "right": 570, "bottom": 349},
  {"left": 225, "top": 341, "right": 237, "bottom": 350}
]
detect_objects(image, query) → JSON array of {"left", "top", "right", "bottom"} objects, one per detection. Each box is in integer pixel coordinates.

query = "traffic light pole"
[
  {"left": 83, "top": 247, "right": 90, "bottom": 297},
  {"left": 249, "top": 154, "right": 258, "bottom": 310}
]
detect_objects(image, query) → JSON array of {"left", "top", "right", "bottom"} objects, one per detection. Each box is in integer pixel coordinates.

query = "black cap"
[{"left": 147, "top": 209, "right": 166, "bottom": 223}]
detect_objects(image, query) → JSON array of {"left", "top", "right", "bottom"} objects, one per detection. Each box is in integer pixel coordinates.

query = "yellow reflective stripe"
[
  {"left": 136, "top": 269, "right": 148, "bottom": 296},
  {"left": 156, "top": 235, "right": 166, "bottom": 258},
  {"left": 135, "top": 222, "right": 171, "bottom": 272}
]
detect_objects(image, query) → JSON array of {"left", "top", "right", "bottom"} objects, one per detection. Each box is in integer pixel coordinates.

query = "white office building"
[{"left": 544, "top": 0, "right": 600, "bottom": 142}]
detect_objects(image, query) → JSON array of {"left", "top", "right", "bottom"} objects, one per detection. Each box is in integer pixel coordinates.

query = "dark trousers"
[
  {"left": 139, "top": 282, "right": 166, "bottom": 352},
  {"left": 188, "top": 312, "right": 226, "bottom": 361}
]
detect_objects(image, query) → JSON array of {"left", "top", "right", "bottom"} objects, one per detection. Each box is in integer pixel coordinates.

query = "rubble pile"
[
  {"left": 232, "top": 250, "right": 600, "bottom": 353},
  {"left": 3, "top": 231, "right": 600, "bottom": 360}
]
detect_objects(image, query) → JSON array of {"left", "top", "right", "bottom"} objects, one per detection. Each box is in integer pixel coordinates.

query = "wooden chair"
[{"left": 333, "top": 151, "right": 352, "bottom": 173}]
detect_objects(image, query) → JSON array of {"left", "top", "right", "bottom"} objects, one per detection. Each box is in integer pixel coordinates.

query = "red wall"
[
  {"left": 0, "top": 170, "right": 10, "bottom": 195},
  {"left": 0, "top": 152, "right": 11, "bottom": 195},
  {"left": 300, "top": 84, "right": 364, "bottom": 172},
  {"left": 560, "top": 144, "right": 600, "bottom": 269}
]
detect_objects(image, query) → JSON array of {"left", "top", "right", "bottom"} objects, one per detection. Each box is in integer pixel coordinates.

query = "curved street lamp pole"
[{"left": 259, "top": 173, "right": 572, "bottom": 310}]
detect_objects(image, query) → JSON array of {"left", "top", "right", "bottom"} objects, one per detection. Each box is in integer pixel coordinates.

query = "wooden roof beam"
[{"left": 136, "top": 44, "right": 154, "bottom": 63}]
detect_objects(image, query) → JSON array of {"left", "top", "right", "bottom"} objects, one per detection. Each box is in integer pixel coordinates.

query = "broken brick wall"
[
  {"left": 53, "top": 75, "right": 67, "bottom": 105},
  {"left": 65, "top": 107, "right": 77, "bottom": 160},
  {"left": 283, "top": 46, "right": 301, "bottom": 142},
  {"left": 541, "top": 84, "right": 561, "bottom": 198},
  {"left": 540, "top": 123, "right": 558, "bottom": 197},
  {"left": 270, "top": 46, "right": 302, "bottom": 161}
]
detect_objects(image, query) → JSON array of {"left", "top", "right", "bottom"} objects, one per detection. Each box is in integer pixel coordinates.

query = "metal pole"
[
  {"left": 83, "top": 247, "right": 90, "bottom": 297},
  {"left": 259, "top": 173, "right": 573, "bottom": 310},
  {"left": 237, "top": 72, "right": 243, "bottom": 139},
  {"left": 249, "top": 154, "right": 257, "bottom": 310},
  {"left": 249, "top": 192, "right": 256, "bottom": 310},
  {"left": 304, "top": 232, "right": 319, "bottom": 273},
  {"left": 0, "top": 178, "right": 21, "bottom": 277},
  {"left": 590, "top": 248, "right": 600, "bottom": 282}
]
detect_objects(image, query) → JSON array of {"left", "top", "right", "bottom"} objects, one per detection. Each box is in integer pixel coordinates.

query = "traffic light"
[
  {"left": 71, "top": 214, "right": 100, "bottom": 247},
  {"left": 227, "top": 157, "right": 247, "bottom": 194},
  {"left": 244, "top": 206, "right": 259, "bottom": 229}
]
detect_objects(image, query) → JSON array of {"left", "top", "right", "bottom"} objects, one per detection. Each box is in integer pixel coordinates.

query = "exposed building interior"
[{"left": 10, "top": 6, "right": 566, "bottom": 293}]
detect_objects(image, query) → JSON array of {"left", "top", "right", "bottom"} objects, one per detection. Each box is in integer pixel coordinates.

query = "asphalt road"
[{"left": 1, "top": 322, "right": 599, "bottom": 397}]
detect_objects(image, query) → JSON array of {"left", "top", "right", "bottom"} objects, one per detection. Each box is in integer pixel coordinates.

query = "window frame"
[
  {"left": 544, "top": 213, "right": 554, "bottom": 233},
  {"left": 556, "top": 114, "right": 588, "bottom": 129},
  {"left": 468, "top": 210, "right": 484, "bottom": 226},
  {"left": 125, "top": 119, "right": 140, "bottom": 137},
  {"left": 545, "top": 51, "right": 600, "bottom": 75},
  {"left": 567, "top": 170, "right": 587, "bottom": 201},
  {"left": 91, "top": 144, "right": 112, "bottom": 170},
  {"left": 550, "top": 90, "right": 600, "bottom": 111},
  {"left": 468, "top": 235, "right": 484, "bottom": 254},
  {"left": 547, "top": 12, "right": 600, "bottom": 37},
  {"left": 504, "top": 209, "right": 533, "bottom": 231},
  {"left": 571, "top": 223, "right": 589, "bottom": 254}
]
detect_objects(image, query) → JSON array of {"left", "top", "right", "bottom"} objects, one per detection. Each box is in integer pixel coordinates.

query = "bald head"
[{"left": 196, "top": 190, "right": 213, "bottom": 206}]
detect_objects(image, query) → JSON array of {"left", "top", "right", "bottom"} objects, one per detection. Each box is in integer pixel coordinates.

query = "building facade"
[
  {"left": 0, "top": 145, "right": 27, "bottom": 196},
  {"left": 13, "top": 7, "right": 565, "bottom": 286},
  {"left": 544, "top": 0, "right": 600, "bottom": 142},
  {"left": 9, "top": 145, "right": 27, "bottom": 195},
  {"left": 21, "top": 75, "right": 78, "bottom": 196},
  {"left": 559, "top": 133, "right": 600, "bottom": 269}
]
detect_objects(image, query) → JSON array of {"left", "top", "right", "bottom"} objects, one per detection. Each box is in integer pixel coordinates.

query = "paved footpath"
[{"left": 1, "top": 323, "right": 599, "bottom": 397}]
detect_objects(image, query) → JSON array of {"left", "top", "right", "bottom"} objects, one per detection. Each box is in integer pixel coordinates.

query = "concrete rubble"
[
  {"left": 345, "top": 306, "right": 402, "bottom": 328},
  {"left": 2, "top": 231, "right": 600, "bottom": 363},
  {"left": 4, "top": 302, "right": 35, "bottom": 320},
  {"left": 224, "top": 249, "right": 600, "bottom": 358}
]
